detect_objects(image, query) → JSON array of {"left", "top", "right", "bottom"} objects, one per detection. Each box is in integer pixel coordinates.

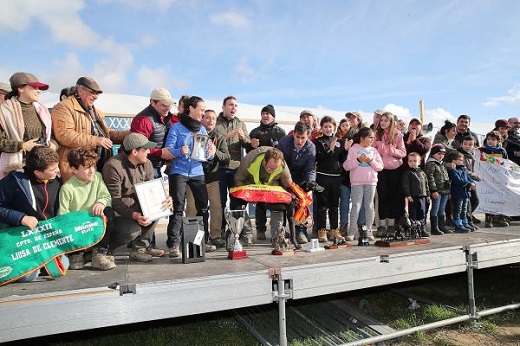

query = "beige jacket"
[{"left": 51, "top": 98, "right": 129, "bottom": 181}]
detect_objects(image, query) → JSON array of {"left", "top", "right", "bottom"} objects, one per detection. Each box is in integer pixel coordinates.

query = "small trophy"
[{"left": 225, "top": 208, "right": 248, "bottom": 260}]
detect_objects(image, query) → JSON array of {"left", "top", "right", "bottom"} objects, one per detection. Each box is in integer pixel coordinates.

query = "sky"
[{"left": 1, "top": 0, "right": 519, "bottom": 128}]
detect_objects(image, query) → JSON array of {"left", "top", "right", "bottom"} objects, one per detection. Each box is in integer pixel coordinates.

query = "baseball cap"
[
  {"left": 409, "top": 118, "right": 422, "bottom": 125},
  {"left": 123, "top": 133, "right": 156, "bottom": 151},
  {"left": 300, "top": 110, "right": 315, "bottom": 117},
  {"left": 495, "top": 119, "right": 511, "bottom": 129},
  {"left": 150, "top": 88, "right": 176, "bottom": 106},
  {"left": 10, "top": 72, "right": 49, "bottom": 91},
  {"left": 76, "top": 77, "right": 103, "bottom": 94}
]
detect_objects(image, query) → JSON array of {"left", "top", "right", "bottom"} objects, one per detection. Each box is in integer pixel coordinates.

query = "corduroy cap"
[
  {"left": 10, "top": 72, "right": 49, "bottom": 91},
  {"left": 0, "top": 82, "right": 11, "bottom": 93},
  {"left": 123, "top": 133, "right": 156, "bottom": 151},
  {"left": 76, "top": 77, "right": 103, "bottom": 94}
]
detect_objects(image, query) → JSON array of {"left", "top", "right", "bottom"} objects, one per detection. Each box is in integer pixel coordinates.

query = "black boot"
[
  {"left": 430, "top": 217, "right": 443, "bottom": 235},
  {"left": 485, "top": 214, "right": 494, "bottom": 228},
  {"left": 438, "top": 215, "right": 453, "bottom": 233},
  {"left": 420, "top": 220, "right": 430, "bottom": 237}
]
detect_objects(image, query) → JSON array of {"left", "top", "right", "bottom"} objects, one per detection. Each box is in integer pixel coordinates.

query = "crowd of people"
[{"left": 0, "top": 71, "right": 518, "bottom": 284}]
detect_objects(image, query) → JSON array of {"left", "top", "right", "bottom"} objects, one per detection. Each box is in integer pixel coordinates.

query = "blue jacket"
[
  {"left": 0, "top": 170, "right": 61, "bottom": 228},
  {"left": 165, "top": 121, "right": 210, "bottom": 177},
  {"left": 446, "top": 163, "right": 474, "bottom": 200},
  {"left": 277, "top": 134, "right": 316, "bottom": 183}
]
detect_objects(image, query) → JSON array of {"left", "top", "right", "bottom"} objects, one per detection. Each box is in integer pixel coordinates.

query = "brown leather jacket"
[{"left": 51, "top": 98, "right": 128, "bottom": 181}]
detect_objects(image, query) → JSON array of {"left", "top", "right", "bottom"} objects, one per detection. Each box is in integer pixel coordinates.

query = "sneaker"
[
  {"left": 205, "top": 243, "right": 217, "bottom": 252},
  {"left": 420, "top": 230, "right": 431, "bottom": 237},
  {"left": 129, "top": 248, "right": 153, "bottom": 262},
  {"left": 317, "top": 229, "right": 328, "bottom": 242},
  {"left": 169, "top": 244, "right": 180, "bottom": 258},
  {"left": 297, "top": 232, "right": 309, "bottom": 244},
  {"left": 256, "top": 231, "right": 266, "bottom": 241},
  {"left": 375, "top": 226, "right": 387, "bottom": 237},
  {"left": 145, "top": 247, "right": 165, "bottom": 257},
  {"left": 454, "top": 226, "right": 470, "bottom": 233},
  {"left": 431, "top": 229, "right": 444, "bottom": 235},
  {"left": 91, "top": 250, "right": 116, "bottom": 271},
  {"left": 210, "top": 237, "right": 226, "bottom": 248},
  {"left": 69, "top": 252, "right": 84, "bottom": 270},
  {"left": 329, "top": 228, "right": 345, "bottom": 242}
]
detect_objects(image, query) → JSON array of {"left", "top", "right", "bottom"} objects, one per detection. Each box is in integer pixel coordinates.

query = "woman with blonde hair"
[{"left": 372, "top": 112, "right": 407, "bottom": 235}]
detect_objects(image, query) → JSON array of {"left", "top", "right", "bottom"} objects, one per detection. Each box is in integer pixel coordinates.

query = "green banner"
[{"left": 0, "top": 211, "right": 105, "bottom": 285}]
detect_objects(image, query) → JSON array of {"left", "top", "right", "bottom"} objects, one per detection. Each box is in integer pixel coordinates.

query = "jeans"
[
  {"left": 166, "top": 174, "right": 208, "bottom": 247},
  {"left": 429, "top": 193, "right": 449, "bottom": 218},
  {"left": 408, "top": 196, "right": 427, "bottom": 221},
  {"left": 452, "top": 197, "right": 469, "bottom": 225}
]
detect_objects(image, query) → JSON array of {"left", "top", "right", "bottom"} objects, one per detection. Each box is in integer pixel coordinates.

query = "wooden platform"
[{"left": 1, "top": 218, "right": 520, "bottom": 343}]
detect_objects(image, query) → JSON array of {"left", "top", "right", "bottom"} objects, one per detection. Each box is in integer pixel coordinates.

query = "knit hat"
[
  {"left": 10, "top": 72, "right": 49, "bottom": 91},
  {"left": 261, "top": 104, "right": 276, "bottom": 117},
  {"left": 76, "top": 77, "right": 102, "bottom": 94},
  {"left": 123, "top": 133, "right": 156, "bottom": 151},
  {"left": 430, "top": 144, "right": 446, "bottom": 156}
]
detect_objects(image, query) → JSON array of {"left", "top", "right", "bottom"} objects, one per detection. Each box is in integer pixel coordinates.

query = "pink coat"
[
  {"left": 372, "top": 131, "right": 406, "bottom": 170},
  {"left": 343, "top": 143, "right": 384, "bottom": 186}
]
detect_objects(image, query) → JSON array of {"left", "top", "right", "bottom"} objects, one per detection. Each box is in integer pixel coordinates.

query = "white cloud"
[
  {"left": 383, "top": 104, "right": 412, "bottom": 119},
  {"left": 210, "top": 10, "right": 249, "bottom": 29},
  {"left": 483, "top": 84, "right": 520, "bottom": 107},
  {"left": 95, "top": 0, "right": 177, "bottom": 11},
  {"left": 234, "top": 57, "right": 257, "bottom": 83}
]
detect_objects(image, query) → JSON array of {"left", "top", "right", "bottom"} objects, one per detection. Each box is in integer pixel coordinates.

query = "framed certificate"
[{"left": 134, "top": 178, "right": 173, "bottom": 222}]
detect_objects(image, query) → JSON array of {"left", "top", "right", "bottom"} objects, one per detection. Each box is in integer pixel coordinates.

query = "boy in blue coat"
[{"left": 445, "top": 151, "right": 476, "bottom": 233}]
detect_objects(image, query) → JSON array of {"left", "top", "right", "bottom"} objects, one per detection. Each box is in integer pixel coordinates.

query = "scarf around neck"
[{"left": 180, "top": 113, "right": 201, "bottom": 132}]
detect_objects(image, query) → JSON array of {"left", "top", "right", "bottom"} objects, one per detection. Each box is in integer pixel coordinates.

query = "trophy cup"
[
  {"left": 225, "top": 208, "right": 248, "bottom": 260},
  {"left": 185, "top": 133, "right": 210, "bottom": 162}
]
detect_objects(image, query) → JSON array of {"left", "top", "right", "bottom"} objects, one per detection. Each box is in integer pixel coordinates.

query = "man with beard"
[
  {"left": 246, "top": 104, "right": 286, "bottom": 240},
  {"left": 504, "top": 117, "right": 520, "bottom": 166},
  {"left": 454, "top": 114, "right": 480, "bottom": 147}
]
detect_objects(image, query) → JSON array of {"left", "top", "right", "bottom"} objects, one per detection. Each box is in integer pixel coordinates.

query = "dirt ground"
[{"left": 396, "top": 325, "right": 520, "bottom": 345}]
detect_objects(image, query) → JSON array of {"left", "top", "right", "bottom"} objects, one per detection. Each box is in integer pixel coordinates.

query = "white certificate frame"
[{"left": 134, "top": 178, "right": 173, "bottom": 222}]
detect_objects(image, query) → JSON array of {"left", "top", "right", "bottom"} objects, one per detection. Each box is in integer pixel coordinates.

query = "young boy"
[
  {"left": 445, "top": 151, "right": 476, "bottom": 233},
  {"left": 401, "top": 152, "right": 430, "bottom": 237},
  {"left": 478, "top": 131, "right": 509, "bottom": 228},
  {"left": 0, "top": 146, "right": 69, "bottom": 282},
  {"left": 425, "top": 144, "right": 451, "bottom": 235},
  {"left": 458, "top": 136, "right": 481, "bottom": 231},
  {"left": 58, "top": 148, "right": 114, "bottom": 270}
]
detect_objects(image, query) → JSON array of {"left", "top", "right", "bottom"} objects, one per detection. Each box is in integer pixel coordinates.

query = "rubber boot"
[
  {"left": 420, "top": 220, "right": 430, "bottom": 237},
  {"left": 485, "top": 214, "right": 494, "bottom": 228},
  {"left": 430, "top": 217, "right": 443, "bottom": 235},
  {"left": 438, "top": 215, "right": 452, "bottom": 233}
]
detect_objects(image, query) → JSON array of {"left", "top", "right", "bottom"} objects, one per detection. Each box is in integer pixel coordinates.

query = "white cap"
[{"left": 150, "top": 88, "right": 176, "bottom": 106}]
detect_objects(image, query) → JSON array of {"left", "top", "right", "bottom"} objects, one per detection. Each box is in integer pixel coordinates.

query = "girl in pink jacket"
[
  {"left": 343, "top": 127, "right": 383, "bottom": 240},
  {"left": 372, "top": 112, "right": 407, "bottom": 236}
]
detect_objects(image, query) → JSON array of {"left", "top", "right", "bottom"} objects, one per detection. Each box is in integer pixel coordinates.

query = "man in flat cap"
[
  {"left": 0, "top": 82, "right": 11, "bottom": 104},
  {"left": 51, "top": 77, "right": 129, "bottom": 181}
]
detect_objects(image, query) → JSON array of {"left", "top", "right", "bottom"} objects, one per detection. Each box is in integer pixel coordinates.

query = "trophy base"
[
  {"left": 324, "top": 243, "right": 353, "bottom": 250},
  {"left": 375, "top": 238, "right": 430, "bottom": 247},
  {"left": 305, "top": 247, "right": 325, "bottom": 253},
  {"left": 228, "top": 250, "right": 248, "bottom": 260},
  {"left": 271, "top": 249, "right": 297, "bottom": 256}
]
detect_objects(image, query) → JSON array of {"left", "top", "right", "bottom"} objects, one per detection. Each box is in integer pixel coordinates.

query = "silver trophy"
[
  {"left": 224, "top": 208, "right": 246, "bottom": 253},
  {"left": 185, "top": 133, "right": 210, "bottom": 161}
]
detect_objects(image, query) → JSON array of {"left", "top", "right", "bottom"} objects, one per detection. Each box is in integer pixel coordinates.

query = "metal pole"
[
  {"left": 466, "top": 251, "right": 479, "bottom": 319},
  {"left": 278, "top": 279, "right": 288, "bottom": 346}
]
